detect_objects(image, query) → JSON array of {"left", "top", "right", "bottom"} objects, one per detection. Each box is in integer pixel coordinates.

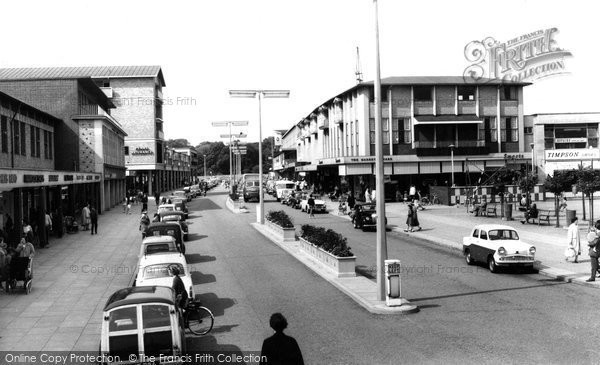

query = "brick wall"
[
  {"left": 109, "top": 78, "right": 156, "bottom": 139},
  {"left": 0, "top": 79, "right": 81, "bottom": 171}
]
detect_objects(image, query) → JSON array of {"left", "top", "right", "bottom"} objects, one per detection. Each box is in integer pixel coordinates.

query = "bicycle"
[{"left": 184, "top": 300, "right": 214, "bottom": 335}]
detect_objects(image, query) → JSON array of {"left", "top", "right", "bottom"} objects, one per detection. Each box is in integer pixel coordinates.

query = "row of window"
[
  {"left": 368, "top": 86, "right": 519, "bottom": 103},
  {"left": 0, "top": 115, "right": 53, "bottom": 159}
]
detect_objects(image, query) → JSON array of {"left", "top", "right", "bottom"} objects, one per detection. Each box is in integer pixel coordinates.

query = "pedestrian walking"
[
  {"left": 0, "top": 239, "right": 8, "bottom": 291},
  {"left": 141, "top": 193, "right": 148, "bottom": 213},
  {"left": 404, "top": 202, "right": 421, "bottom": 232},
  {"left": 260, "top": 313, "right": 304, "bottom": 365},
  {"left": 82, "top": 203, "right": 91, "bottom": 231},
  {"left": 126, "top": 196, "right": 132, "bottom": 215},
  {"left": 140, "top": 212, "right": 150, "bottom": 238},
  {"left": 44, "top": 210, "right": 52, "bottom": 248},
  {"left": 565, "top": 217, "right": 581, "bottom": 263},
  {"left": 585, "top": 220, "right": 600, "bottom": 282},
  {"left": 90, "top": 207, "right": 98, "bottom": 235},
  {"left": 307, "top": 195, "right": 315, "bottom": 218},
  {"left": 154, "top": 191, "right": 161, "bottom": 207},
  {"left": 347, "top": 191, "right": 356, "bottom": 210},
  {"left": 365, "top": 187, "right": 372, "bottom": 203}
]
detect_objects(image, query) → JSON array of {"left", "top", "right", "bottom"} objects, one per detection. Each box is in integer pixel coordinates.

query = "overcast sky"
[{"left": 0, "top": 0, "right": 597, "bottom": 145}]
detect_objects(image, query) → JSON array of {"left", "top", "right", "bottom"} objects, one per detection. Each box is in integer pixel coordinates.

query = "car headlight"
[
  {"left": 498, "top": 247, "right": 506, "bottom": 255},
  {"left": 371, "top": 213, "right": 377, "bottom": 219},
  {"left": 529, "top": 246, "right": 536, "bottom": 255}
]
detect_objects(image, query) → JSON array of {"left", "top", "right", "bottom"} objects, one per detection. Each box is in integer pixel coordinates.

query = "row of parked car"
[
  {"left": 280, "top": 190, "right": 327, "bottom": 214},
  {"left": 99, "top": 189, "right": 205, "bottom": 359}
]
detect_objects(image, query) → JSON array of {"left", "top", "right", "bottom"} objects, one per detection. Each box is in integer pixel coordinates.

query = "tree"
[
  {"left": 166, "top": 139, "right": 191, "bottom": 148},
  {"left": 576, "top": 167, "right": 600, "bottom": 223},
  {"left": 544, "top": 171, "right": 576, "bottom": 227}
]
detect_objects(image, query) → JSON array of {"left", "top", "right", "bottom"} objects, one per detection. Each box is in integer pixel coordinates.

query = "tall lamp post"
[
  {"left": 203, "top": 154, "right": 207, "bottom": 180},
  {"left": 229, "top": 89, "right": 290, "bottom": 224},
  {"left": 449, "top": 144, "right": 455, "bottom": 187},
  {"left": 212, "top": 121, "right": 249, "bottom": 192}
]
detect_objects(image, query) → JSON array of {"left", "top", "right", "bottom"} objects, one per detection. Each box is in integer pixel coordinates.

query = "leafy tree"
[
  {"left": 166, "top": 139, "right": 191, "bottom": 148},
  {"left": 576, "top": 167, "right": 600, "bottom": 222},
  {"left": 544, "top": 171, "right": 576, "bottom": 227}
]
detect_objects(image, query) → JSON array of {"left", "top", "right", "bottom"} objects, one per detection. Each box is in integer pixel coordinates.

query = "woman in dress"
[{"left": 566, "top": 216, "right": 580, "bottom": 263}]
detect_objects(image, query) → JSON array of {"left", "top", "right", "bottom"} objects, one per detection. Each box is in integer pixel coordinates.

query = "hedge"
[
  {"left": 299, "top": 224, "right": 354, "bottom": 257},
  {"left": 266, "top": 210, "right": 294, "bottom": 229}
]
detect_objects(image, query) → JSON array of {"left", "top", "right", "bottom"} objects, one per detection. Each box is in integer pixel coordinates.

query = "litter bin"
[
  {"left": 503, "top": 202, "right": 513, "bottom": 221},
  {"left": 566, "top": 209, "right": 576, "bottom": 226}
]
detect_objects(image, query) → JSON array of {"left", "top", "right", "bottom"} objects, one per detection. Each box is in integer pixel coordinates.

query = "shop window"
[
  {"left": 413, "top": 86, "right": 432, "bottom": 101},
  {"left": 457, "top": 86, "right": 475, "bottom": 101},
  {"left": 478, "top": 122, "right": 486, "bottom": 141}
]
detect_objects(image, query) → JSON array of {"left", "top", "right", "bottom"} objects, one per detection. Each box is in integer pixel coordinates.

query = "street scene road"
[{"left": 3, "top": 187, "right": 599, "bottom": 364}]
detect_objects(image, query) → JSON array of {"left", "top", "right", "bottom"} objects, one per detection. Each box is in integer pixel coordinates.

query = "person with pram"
[{"left": 5, "top": 238, "right": 34, "bottom": 293}]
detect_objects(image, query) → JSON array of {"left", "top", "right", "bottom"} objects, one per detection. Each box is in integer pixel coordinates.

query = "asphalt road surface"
[{"left": 190, "top": 192, "right": 599, "bottom": 364}]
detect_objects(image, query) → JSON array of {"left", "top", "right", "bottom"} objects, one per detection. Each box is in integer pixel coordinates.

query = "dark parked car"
[
  {"left": 351, "top": 203, "right": 387, "bottom": 231},
  {"left": 144, "top": 222, "right": 185, "bottom": 254},
  {"left": 159, "top": 211, "right": 189, "bottom": 241},
  {"left": 168, "top": 197, "right": 189, "bottom": 219}
]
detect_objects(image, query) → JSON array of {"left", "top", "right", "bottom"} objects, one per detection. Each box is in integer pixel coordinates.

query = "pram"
[{"left": 7, "top": 256, "right": 33, "bottom": 294}]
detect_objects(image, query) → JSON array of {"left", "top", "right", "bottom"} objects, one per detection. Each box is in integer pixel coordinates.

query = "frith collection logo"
[{"left": 463, "top": 28, "right": 572, "bottom": 83}]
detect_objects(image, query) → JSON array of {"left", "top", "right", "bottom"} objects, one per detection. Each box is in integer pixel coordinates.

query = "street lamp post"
[
  {"left": 203, "top": 154, "right": 207, "bottom": 180},
  {"left": 449, "top": 144, "right": 455, "bottom": 187},
  {"left": 372, "top": 0, "right": 388, "bottom": 302},
  {"left": 212, "top": 121, "right": 249, "bottom": 192},
  {"left": 229, "top": 89, "right": 290, "bottom": 224}
]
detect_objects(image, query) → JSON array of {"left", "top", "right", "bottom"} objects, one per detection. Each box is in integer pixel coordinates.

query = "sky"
[{"left": 0, "top": 0, "right": 598, "bottom": 145}]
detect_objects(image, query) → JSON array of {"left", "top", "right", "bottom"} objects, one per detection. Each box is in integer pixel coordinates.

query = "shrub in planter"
[
  {"left": 299, "top": 224, "right": 354, "bottom": 257},
  {"left": 266, "top": 210, "right": 294, "bottom": 228}
]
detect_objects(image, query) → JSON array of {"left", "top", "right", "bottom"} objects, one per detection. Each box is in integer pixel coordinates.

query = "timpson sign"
[{"left": 545, "top": 149, "right": 599, "bottom": 161}]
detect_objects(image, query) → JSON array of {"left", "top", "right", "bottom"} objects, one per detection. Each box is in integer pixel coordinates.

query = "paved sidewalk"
[
  {"left": 0, "top": 201, "right": 146, "bottom": 351},
  {"left": 326, "top": 199, "right": 600, "bottom": 288}
]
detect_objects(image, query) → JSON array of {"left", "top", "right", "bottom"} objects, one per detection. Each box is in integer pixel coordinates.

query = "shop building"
[
  {"left": 284, "top": 76, "right": 532, "bottom": 199},
  {"left": 172, "top": 147, "right": 197, "bottom": 184},
  {"left": 0, "top": 73, "right": 125, "bottom": 212},
  {"left": 273, "top": 125, "right": 299, "bottom": 180},
  {"left": 0, "top": 66, "right": 175, "bottom": 196},
  {"left": 528, "top": 112, "right": 600, "bottom": 179},
  {"left": 0, "top": 90, "right": 102, "bottom": 246}
]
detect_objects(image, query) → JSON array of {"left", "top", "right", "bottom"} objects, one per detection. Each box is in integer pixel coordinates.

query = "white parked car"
[
  {"left": 158, "top": 204, "right": 176, "bottom": 214},
  {"left": 139, "top": 235, "right": 180, "bottom": 258},
  {"left": 462, "top": 224, "right": 536, "bottom": 273},
  {"left": 135, "top": 252, "right": 194, "bottom": 299},
  {"left": 300, "top": 195, "right": 327, "bottom": 213}
]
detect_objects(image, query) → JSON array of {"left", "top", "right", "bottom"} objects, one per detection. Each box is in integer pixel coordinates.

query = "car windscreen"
[
  {"left": 162, "top": 215, "right": 181, "bottom": 222},
  {"left": 488, "top": 229, "right": 519, "bottom": 240},
  {"left": 145, "top": 244, "right": 172, "bottom": 254},
  {"left": 246, "top": 181, "right": 259, "bottom": 187},
  {"left": 362, "top": 204, "right": 376, "bottom": 210},
  {"left": 143, "top": 263, "right": 184, "bottom": 279}
]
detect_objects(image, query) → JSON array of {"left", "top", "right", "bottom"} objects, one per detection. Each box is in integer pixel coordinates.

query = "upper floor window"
[
  {"left": 1, "top": 115, "right": 7, "bottom": 153},
  {"left": 369, "top": 88, "right": 389, "bottom": 103},
  {"left": 501, "top": 86, "right": 518, "bottom": 101},
  {"left": 413, "top": 86, "right": 432, "bottom": 101},
  {"left": 457, "top": 86, "right": 475, "bottom": 101}
]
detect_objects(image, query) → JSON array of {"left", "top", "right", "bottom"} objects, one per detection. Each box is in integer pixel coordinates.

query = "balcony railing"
[{"left": 414, "top": 140, "right": 485, "bottom": 148}]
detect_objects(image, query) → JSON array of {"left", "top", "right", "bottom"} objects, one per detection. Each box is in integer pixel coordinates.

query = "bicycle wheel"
[{"left": 187, "top": 306, "right": 214, "bottom": 335}]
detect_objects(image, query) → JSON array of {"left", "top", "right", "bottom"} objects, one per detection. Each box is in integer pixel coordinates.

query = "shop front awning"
[{"left": 414, "top": 115, "right": 483, "bottom": 125}]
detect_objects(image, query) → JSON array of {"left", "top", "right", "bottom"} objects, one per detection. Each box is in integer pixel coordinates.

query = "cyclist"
[{"left": 170, "top": 265, "right": 188, "bottom": 308}]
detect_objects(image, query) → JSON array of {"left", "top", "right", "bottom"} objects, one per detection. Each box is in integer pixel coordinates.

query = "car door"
[
  {"left": 468, "top": 229, "right": 481, "bottom": 261},
  {"left": 477, "top": 229, "right": 491, "bottom": 261}
]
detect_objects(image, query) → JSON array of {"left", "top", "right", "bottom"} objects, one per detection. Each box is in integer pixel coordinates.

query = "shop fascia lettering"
[{"left": 545, "top": 149, "right": 600, "bottom": 160}]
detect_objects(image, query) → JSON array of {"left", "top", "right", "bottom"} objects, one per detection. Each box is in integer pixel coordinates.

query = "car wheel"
[
  {"left": 488, "top": 256, "right": 498, "bottom": 273},
  {"left": 464, "top": 249, "right": 474, "bottom": 265}
]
